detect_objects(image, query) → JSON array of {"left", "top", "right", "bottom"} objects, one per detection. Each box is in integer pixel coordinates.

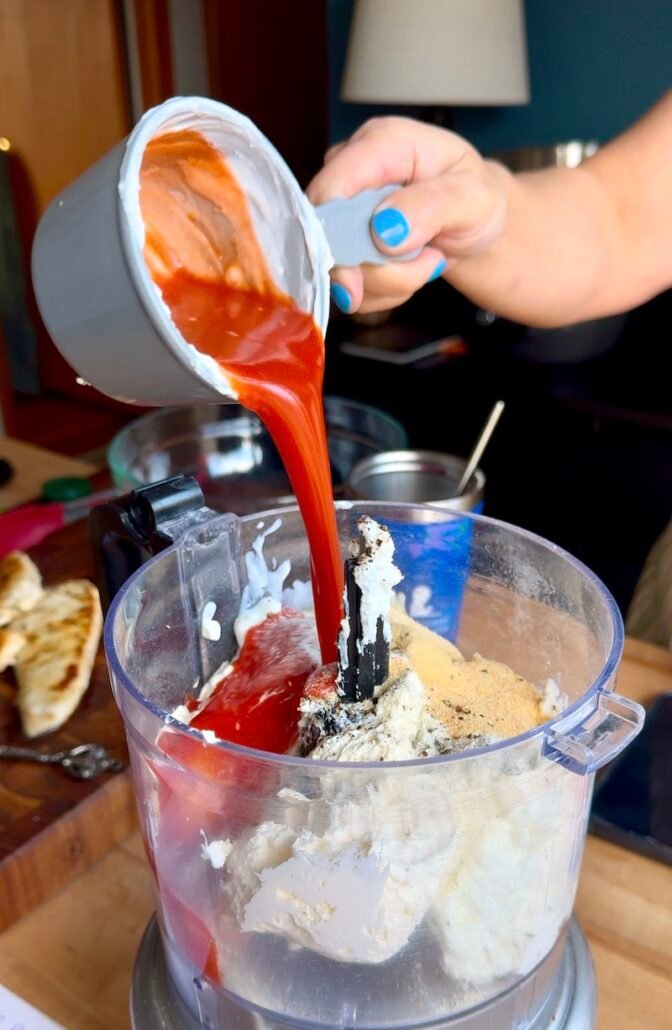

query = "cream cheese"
[{"left": 224, "top": 774, "right": 457, "bottom": 964}]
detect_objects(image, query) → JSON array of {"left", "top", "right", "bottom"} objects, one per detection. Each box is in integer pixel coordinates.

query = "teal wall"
[
  {"left": 329, "top": 0, "right": 406, "bottom": 142},
  {"left": 329, "top": 1, "right": 672, "bottom": 154}
]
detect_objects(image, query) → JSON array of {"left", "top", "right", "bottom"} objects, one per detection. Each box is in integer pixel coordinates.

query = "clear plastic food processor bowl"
[{"left": 105, "top": 502, "right": 642, "bottom": 1029}]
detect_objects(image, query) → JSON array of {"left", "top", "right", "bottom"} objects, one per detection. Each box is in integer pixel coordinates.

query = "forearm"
[
  {"left": 311, "top": 94, "right": 672, "bottom": 321},
  {"left": 448, "top": 93, "right": 672, "bottom": 327},
  {"left": 447, "top": 162, "right": 623, "bottom": 328}
]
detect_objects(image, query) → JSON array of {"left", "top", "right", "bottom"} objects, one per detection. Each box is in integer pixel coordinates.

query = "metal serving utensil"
[{"left": 0, "top": 742, "right": 124, "bottom": 780}]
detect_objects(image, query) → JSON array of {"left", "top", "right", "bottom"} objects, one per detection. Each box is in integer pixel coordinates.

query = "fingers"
[
  {"left": 328, "top": 267, "right": 364, "bottom": 314},
  {"left": 329, "top": 247, "right": 446, "bottom": 316},
  {"left": 308, "top": 116, "right": 507, "bottom": 318},
  {"left": 324, "top": 141, "right": 346, "bottom": 164},
  {"left": 307, "top": 116, "right": 476, "bottom": 204}
]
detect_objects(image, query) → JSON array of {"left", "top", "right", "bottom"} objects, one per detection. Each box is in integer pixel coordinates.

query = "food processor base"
[{"left": 130, "top": 917, "right": 597, "bottom": 1029}]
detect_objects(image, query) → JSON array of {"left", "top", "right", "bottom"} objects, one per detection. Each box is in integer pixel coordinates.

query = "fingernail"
[
  {"left": 330, "top": 282, "right": 352, "bottom": 313},
  {"left": 428, "top": 259, "right": 448, "bottom": 282},
  {"left": 371, "top": 207, "right": 410, "bottom": 248}
]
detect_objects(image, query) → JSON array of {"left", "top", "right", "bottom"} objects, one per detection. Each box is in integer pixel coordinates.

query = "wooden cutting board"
[
  {"left": 0, "top": 436, "right": 98, "bottom": 510},
  {"left": 0, "top": 517, "right": 136, "bottom": 932}
]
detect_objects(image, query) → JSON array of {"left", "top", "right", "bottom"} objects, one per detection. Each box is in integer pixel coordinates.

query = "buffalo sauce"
[
  {"left": 139, "top": 130, "right": 342, "bottom": 665},
  {"left": 190, "top": 610, "right": 317, "bottom": 752}
]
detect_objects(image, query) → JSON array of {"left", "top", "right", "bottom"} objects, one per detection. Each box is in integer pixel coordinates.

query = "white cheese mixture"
[
  {"left": 224, "top": 774, "right": 458, "bottom": 964},
  {"left": 176, "top": 518, "right": 574, "bottom": 987},
  {"left": 307, "top": 657, "right": 491, "bottom": 762},
  {"left": 217, "top": 743, "right": 579, "bottom": 982}
]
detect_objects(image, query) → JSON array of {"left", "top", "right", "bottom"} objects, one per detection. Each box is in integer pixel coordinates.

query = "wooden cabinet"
[
  {"left": 0, "top": 0, "right": 132, "bottom": 402},
  {"left": 204, "top": 0, "right": 329, "bottom": 188},
  {"left": 0, "top": 0, "right": 331, "bottom": 452},
  {"left": 0, "top": 0, "right": 130, "bottom": 216}
]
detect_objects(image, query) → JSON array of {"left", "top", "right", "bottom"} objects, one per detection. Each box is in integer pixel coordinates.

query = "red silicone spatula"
[{"left": 0, "top": 487, "right": 118, "bottom": 557}]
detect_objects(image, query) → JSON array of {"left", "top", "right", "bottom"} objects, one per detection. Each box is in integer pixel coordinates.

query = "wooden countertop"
[{"left": 0, "top": 637, "right": 670, "bottom": 1029}]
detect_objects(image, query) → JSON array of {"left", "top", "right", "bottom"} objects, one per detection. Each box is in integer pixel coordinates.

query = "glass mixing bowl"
[{"left": 107, "top": 398, "right": 407, "bottom": 515}]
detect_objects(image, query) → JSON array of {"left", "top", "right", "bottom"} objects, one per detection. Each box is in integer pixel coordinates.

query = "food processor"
[
  {"left": 31, "top": 94, "right": 644, "bottom": 1027},
  {"left": 90, "top": 479, "right": 643, "bottom": 1029}
]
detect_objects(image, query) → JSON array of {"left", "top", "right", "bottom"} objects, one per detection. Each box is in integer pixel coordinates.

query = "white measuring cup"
[{"left": 32, "top": 96, "right": 415, "bottom": 407}]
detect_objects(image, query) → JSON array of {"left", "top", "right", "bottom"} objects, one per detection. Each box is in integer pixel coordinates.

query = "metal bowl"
[
  {"left": 108, "top": 398, "right": 408, "bottom": 515},
  {"left": 493, "top": 141, "right": 600, "bottom": 172}
]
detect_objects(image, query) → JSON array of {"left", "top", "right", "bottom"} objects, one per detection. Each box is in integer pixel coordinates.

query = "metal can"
[
  {"left": 346, "top": 450, "right": 485, "bottom": 640},
  {"left": 346, "top": 450, "right": 485, "bottom": 512}
]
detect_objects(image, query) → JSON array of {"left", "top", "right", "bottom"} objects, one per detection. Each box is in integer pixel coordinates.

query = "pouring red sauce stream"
[{"left": 139, "top": 130, "right": 342, "bottom": 666}]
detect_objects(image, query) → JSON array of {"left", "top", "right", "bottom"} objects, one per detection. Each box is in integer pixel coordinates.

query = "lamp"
[{"left": 342, "top": 0, "right": 529, "bottom": 107}]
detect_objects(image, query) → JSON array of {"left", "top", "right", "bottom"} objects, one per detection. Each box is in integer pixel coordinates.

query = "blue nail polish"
[
  {"left": 428, "top": 259, "right": 448, "bottom": 282},
  {"left": 371, "top": 207, "right": 410, "bottom": 248},
  {"left": 330, "top": 282, "right": 352, "bottom": 313}
]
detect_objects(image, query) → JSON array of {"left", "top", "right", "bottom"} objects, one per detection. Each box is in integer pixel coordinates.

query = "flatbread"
[
  {"left": 11, "top": 579, "right": 103, "bottom": 737},
  {"left": 0, "top": 551, "right": 43, "bottom": 627},
  {"left": 0, "top": 628, "right": 25, "bottom": 672}
]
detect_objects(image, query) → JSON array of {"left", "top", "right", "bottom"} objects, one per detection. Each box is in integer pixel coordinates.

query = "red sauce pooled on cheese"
[{"left": 190, "top": 610, "right": 317, "bottom": 753}]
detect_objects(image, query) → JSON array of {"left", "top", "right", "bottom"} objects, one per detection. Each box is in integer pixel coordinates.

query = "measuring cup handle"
[
  {"left": 89, "top": 474, "right": 211, "bottom": 610},
  {"left": 315, "top": 185, "right": 422, "bottom": 268}
]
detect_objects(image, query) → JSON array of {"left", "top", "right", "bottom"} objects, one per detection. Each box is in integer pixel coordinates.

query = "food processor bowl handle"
[
  {"left": 89, "top": 474, "right": 215, "bottom": 610},
  {"left": 543, "top": 690, "right": 645, "bottom": 775}
]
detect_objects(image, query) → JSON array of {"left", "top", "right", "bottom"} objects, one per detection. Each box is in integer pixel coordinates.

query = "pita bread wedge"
[
  {"left": 0, "top": 551, "right": 43, "bottom": 627},
  {"left": 12, "top": 579, "right": 103, "bottom": 737},
  {"left": 0, "top": 628, "right": 25, "bottom": 672}
]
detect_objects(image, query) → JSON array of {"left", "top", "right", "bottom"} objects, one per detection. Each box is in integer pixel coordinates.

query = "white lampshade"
[{"left": 342, "top": 0, "right": 530, "bottom": 106}]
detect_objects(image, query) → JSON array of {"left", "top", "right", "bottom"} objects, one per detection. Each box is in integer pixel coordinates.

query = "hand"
[{"left": 307, "top": 117, "right": 509, "bottom": 315}]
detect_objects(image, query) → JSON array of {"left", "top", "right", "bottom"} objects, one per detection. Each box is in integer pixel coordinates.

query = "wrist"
[{"left": 439, "top": 159, "right": 511, "bottom": 262}]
